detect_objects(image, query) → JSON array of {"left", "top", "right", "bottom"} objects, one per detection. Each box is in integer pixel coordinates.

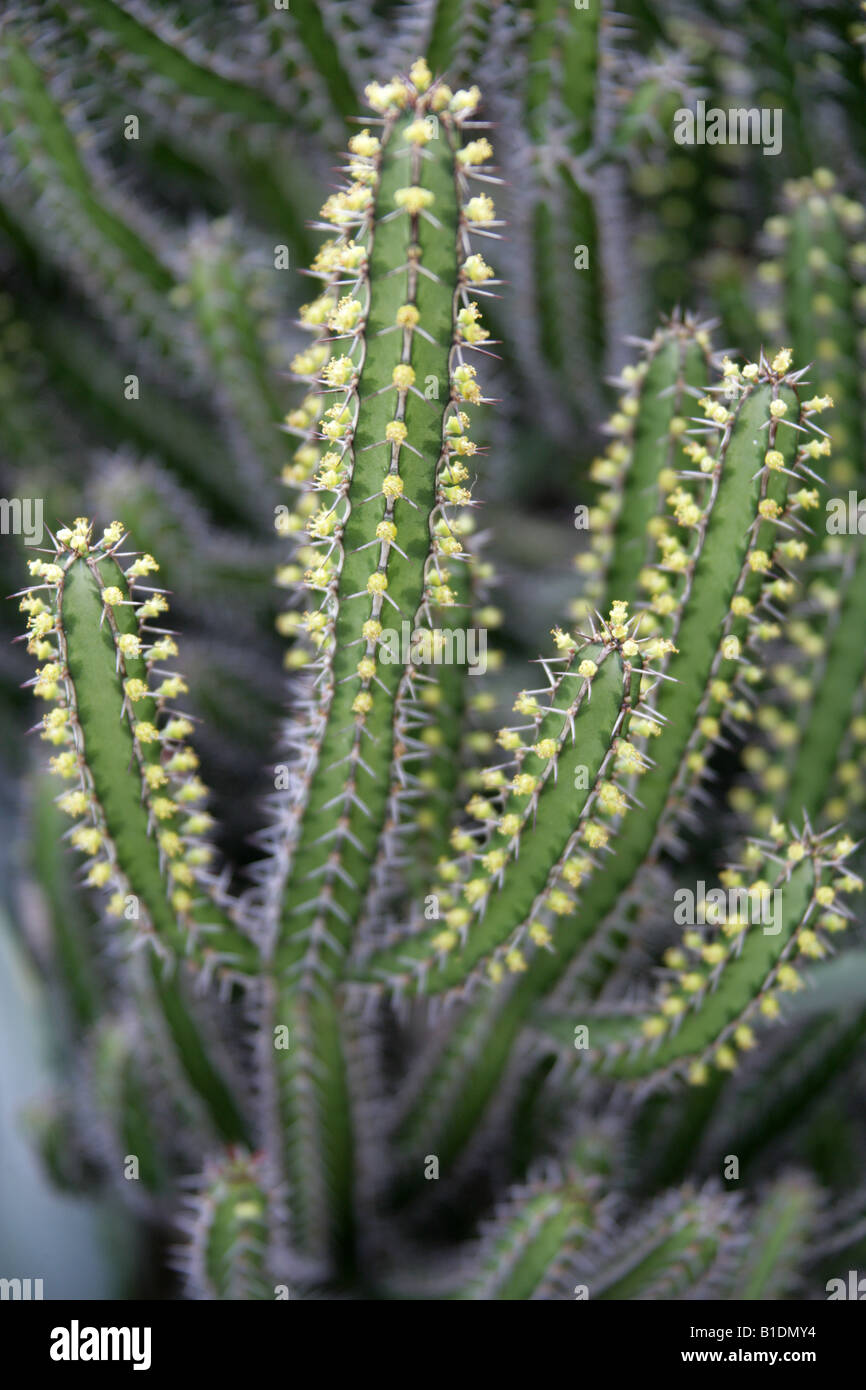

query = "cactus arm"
[
  {"left": 0, "top": 33, "right": 173, "bottom": 286},
  {"left": 524, "top": 2, "right": 606, "bottom": 392},
  {"left": 454, "top": 1178, "right": 592, "bottom": 1300},
  {"left": 525, "top": 0, "right": 601, "bottom": 156},
  {"left": 543, "top": 375, "right": 810, "bottom": 989},
  {"left": 601, "top": 320, "right": 714, "bottom": 608},
  {"left": 575, "top": 1189, "right": 741, "bottom": 1300},
  {"left": 88, "top": 1019, "right": 170, "bottom": 1195},
  {"left": 30, "top": 308, "right": 248, "bottom": 526},
  {"left": 523, "top": 0, "right": 558, "bottom": 135},
  {"left": 355, "top": 637, "right": 645, "bottom": 992},
  {"left": 55, "top": 0, "right": 292, "bottom": 124},
  {"left": 147, "top": 965, "right": 249, "bottom": 1145},
  {"left": 275, "top": 0, "right": 358, "bottom": 121},
  {"left": 388, "top": 357, "right": 828, "bottom": 1174},
  {"left": 265, "top": 66, "right": 494, "bottom": 1269},
  {"left": 30, "top": 773, "right": 103, "bottom": 1029},
  {"left": 761, "top": 175, "right": 863, "bottom": 516},
  {"left": 424, "top": 0, "right": 495, "bottom": 86},
  {"left": 734, "top": 1176, "right": 818, "bottom": 1300},
  {"left": 40, "top": 1, "right": 323, "bottom": 253},
  {"left": 267, "top": 986, "right": 356, "bottom": 1271},
  {"left": 781, "top": 547, "right": 866, "bottom": 823},
  {"left": 185, "top": 219, "right": 290, "bottom": 485},
  {"left": 274, "top": 91, "right": 469, "bottom": 967},
  {"left": 22, "top": 522, "right": 257, "bottom": 1137},
  {"left": 48, "top": 551, "right": 254, "bottom": 972},
  {"left": 362, "top": 363, "right": 817, "bottom": 999},
  {"left": 0, "top": 33, "right": 183, "bottom": 368},
  {"left": 536, "top": 831, "right": 859, "bottom": 1085},
  {"left": 179, "top": 1151, "right": 277, "bottom": 1300},
  {"left": 575, "top": 313, "right": 716, "bottom": 627},
  {"left": 746, "top": 178, "right": 866, "bottom": 825}
]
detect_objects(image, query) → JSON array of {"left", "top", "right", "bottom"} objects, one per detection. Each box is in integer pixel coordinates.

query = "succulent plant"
[{"left": 3, "top": 4, "right": 866, "bottom": 1303}]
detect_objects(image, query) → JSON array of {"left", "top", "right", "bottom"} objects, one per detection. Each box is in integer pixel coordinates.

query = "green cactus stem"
[
  {"left": 178, "top": 1150, "right": 278, "bottom": 1300},
  {"left": 262, "top": 61, "right": 500, "bottom": 1269}
]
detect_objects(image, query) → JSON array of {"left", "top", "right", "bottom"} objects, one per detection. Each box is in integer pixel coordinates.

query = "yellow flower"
[
  {"left": 464, "top": 195, "right": 495, "bottom": 223},
  {"left": 392, "top": 364, "right": 416, "bottom": 391},
  {"left": 394, "top": 186, "right": 434, "bottom": 215},
  {"left": 512, "top": 773, "right": 538, "bottom": 796}
]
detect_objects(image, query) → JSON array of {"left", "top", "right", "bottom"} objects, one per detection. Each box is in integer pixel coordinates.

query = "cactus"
[{"left": 4, "top": 8, "right": 866, "bottom": 1305}]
